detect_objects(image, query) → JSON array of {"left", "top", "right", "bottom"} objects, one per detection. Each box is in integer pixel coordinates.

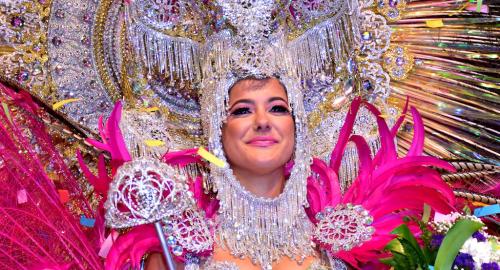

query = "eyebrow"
[{"left": 229, "top": 97, "right": 288, "bottom": 110}]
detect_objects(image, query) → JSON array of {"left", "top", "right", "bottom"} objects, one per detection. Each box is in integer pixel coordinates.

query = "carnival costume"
[{"left": 0, "top": 0, "right": 498, "bottom": 269}]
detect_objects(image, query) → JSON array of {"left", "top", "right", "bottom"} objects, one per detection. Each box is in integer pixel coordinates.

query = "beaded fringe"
[{"left": 289, "top": 0, "right": 360, "bottom": 77}]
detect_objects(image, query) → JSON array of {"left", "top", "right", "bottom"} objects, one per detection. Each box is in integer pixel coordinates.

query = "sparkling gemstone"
[
  {"left": 362, "top": 233, "right": 372, "bottom": 241},
  {"left": 389, "top": 0, "right": 399, "bottom": 7},
  {"left": 82, "top": 58, "right": 92, "bottom": 68},
  {"left": 347, "top": 58, "right": 357, "bottom": 74},
  {"left": 132, "top": 82, "right": 141, "bottom": 93},
  {"left": 83, "top": 13, "right": 92, "bottom": 23},
  {"left": 55, "top": 9, "right": 65, "bottom": 19},
  {"left": 361, "top": 31, "right": 372, "bottom": 41},
  {"left": 377, "top": 0, "right": 385, "bottom": 8},
  {"left": 54, "top": 65, "right": 63, "bottom": 75},
  {"left": 51, "top": 36, "right": 62, "bottom": 46},
  {"left": 365, "top": 216, "right": 374, "bottom": 225},
  {"left": 33, "top": 43, "right": 41, "bottom": 52},
  {"left": 388, "top": 10, "right": 399, "bottom": 18},
  {"left": 393, "top": 69, "right": 404, "bottom": 77},
  {"left": 415, "top": 59, "right": 423, "bottom": 66},
  {"left": 16, "top": 70, "right": 29, "bottom": 82},
  {"left": 33, "top": 63, "right": 43, "bottom": 75},
  {"left": 315, "top": 212, "right": 325, "bottom": 221},
  {"left": 395, "top": 47, "right": 404, "bottom": 54},
  {"left": 395, "top": 57, "right": 405, "bottom": 66},
  {"left": 167, "top": 235, "right": 176, "bottom": 246},
  {"left": 10, "top": 16, "right": 24, "bottom": 27},
  {"left": 343, "top": 78, "right": 354, "bottom": 95},
  {"left": 81, "top": 36, "right": 90, "bottom": 46},
  {"left": 172, "top": 245, "right": 183, "bottom": 256},
  {"left": 362, "top": 80, "right": 373, "bottom": 91},
  {"left": 163, "top": 222, "right": 174, "bottom": 233}
]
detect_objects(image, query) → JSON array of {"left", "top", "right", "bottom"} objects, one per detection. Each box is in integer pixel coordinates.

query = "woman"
[
  {"left": 139, "top": 73, "right": 455, "bottom": 270},
  {"left": 146, "top": 77, "right": 328, "bottom": 269}
]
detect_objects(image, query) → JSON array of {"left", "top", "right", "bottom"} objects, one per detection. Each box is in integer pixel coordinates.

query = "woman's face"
[{"left": 222, "top": 78, "right": 295, "bottom": 176}]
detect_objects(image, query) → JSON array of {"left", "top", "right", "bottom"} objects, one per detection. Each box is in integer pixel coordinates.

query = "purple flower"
[
  {"left": 453, "top": 252, "right": 475, "bottom": 270},
  {"left": 430, "top": 234, "right": 444, "bottom": 249},
  {"left": 481, "top": 262, "right": 499, "bottom": 270},
  {"left": 472, "top": 231, "right": 486, "bottom": 242}
]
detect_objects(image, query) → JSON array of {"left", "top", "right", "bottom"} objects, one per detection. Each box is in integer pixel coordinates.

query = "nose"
[{"left": 254, "top": 108, "right": 271, "bottom": 132}]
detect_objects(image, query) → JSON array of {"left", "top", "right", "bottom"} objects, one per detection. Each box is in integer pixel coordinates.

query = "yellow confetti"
[
  {"left": 144, "top": 139, "right": 165, "bottom": 147},
  {"left": 140, "top": 107, "right": 160, "bottom": 112},
  {"left": 52, "top": 98, "right": 81, "bottom": 110},
  {"left": 2, "top": 102, "right": 12, "bottom": 124},
  {"left": 426, "top": 19, "right": 444, "bottom": 28},
  {"left": 197, "top": 147, "right": 226, "bottom": 168}
]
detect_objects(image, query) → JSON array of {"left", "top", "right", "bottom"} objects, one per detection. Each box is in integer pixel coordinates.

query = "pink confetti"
[
  {"left": 17, "top": 189, "right": 27, "bottom": 204},
  {"left": 466, "top": 3, "right": 489, "bottom": 13},
  {"left": 98, "top": 230, "right": 119, "bottom": 258}
]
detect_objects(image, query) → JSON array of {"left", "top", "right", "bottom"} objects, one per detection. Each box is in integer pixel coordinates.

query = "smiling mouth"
[{"left": 247, "top": 137, "right": 278, "bottom": 147}]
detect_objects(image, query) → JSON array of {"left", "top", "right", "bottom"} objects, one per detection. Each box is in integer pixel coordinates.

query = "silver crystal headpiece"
[{"left": 105, "top": 158, "right": 192, "bottom": 228}]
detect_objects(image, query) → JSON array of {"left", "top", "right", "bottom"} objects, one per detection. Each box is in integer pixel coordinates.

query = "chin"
[{"left": 246, "top": 156, "right": 288, "bottom": 172}]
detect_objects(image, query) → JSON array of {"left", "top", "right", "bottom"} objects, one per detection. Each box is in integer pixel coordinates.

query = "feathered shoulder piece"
[
  {"left": 306, "top": 97, "right": 457, "bottom": 268},
  {"left": 78, "top": 102, "right": 217, "bottom": 270}
]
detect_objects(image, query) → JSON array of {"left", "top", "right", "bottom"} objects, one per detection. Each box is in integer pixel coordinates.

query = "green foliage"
[
  {"left": 434, "top": 219, "right": 483, "bottom": 270},
  {"left": 381, "top": 224, "right": 431, "bottom": 270},
  {"left": 381, "top": 218, "right": 484, "bottom": 270}
]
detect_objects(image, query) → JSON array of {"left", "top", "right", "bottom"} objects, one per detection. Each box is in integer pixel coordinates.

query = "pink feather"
[{"left": 306, "top": 98, "right": 456, "bottom": 268}]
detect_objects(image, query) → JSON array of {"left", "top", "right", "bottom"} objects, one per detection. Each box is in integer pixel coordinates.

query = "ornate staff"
[{"left": 104, "top": 158, "right": 192, "bottom": 269}]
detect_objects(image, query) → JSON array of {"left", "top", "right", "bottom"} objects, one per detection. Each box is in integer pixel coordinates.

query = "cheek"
[
  {"left": 279, "top": 118, "right": 295, "bottom": 154},
  {"left": 222, "top": 120, "right": 247, "bottom": 158}
]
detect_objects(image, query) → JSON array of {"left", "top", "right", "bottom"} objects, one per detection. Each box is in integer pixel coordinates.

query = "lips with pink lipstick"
[{"left": 246, "top": 136, "right": 279, "bottom": 147}]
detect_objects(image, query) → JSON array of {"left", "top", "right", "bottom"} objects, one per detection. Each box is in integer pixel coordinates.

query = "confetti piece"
[
  {"left": 476, "top": 0, "right": 483, "bottom": 12},
  {"left": 58, "top": 189, "right": 70, "bottom": 203},
  {"left": 422, "top": 204, "right": 431, "bottom": 223},
  {"left": 98, "top": 230, "right": 119, "bottom": 258},
  {"left": 474, "top": 204, "right": 500, "bottom": 217},
  {"left": 140, "top": 107, "right": 160, "bottom": 112},
  {"left": 52, "top": 98, "right": 81, "bottom": 110},
  {"left": 17, "top": 189, "right": 27, "bottom": 204},
  {"left": 426, "top": 19, "right": 444, "bottom": 28},
  {"left": 80, "top": 215, "right": 96, "bottom": 228},
  {"left": 144, "top": 139, "right": 165, "bottom": 147},
  {"left": 466, "top": 2, "right": 489, "bottom": 13},
  {"left": 197, "top": 147, "right": 226, "bottom": 168},
  {"left": 472, "top": 201, "right": 488, "bottom": 207},
  {"left": 2, "top": 102, "right": 12, "bottom": 124}
]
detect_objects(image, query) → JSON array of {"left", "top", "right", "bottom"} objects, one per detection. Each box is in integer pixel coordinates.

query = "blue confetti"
[
  {"left": 474, "top": 204, "right": 500, "bottom": 218},
  {"left": 80, "top": 215, "right": 96, "bottom": 227}
]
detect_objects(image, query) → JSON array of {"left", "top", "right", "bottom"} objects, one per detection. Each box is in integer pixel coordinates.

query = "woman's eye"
[
  {"left": 270, "top": 105, "right": 290, "bottom": 114},
  {"left": 230, "top": 107, "right": 251, "bottom": 116}
]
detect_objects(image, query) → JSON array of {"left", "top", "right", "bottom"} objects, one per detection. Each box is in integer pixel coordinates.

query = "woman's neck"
[{"left": 231, "top": 167, "right": 285, "bottom": 198}]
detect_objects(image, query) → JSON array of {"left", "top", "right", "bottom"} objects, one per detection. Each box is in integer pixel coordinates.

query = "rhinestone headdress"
[
  {"left": 124, "top": 0, "right": 363, "bottom": 268},
  {"left": 0, "top": 0, "right": 399, "bottom": 268}
]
